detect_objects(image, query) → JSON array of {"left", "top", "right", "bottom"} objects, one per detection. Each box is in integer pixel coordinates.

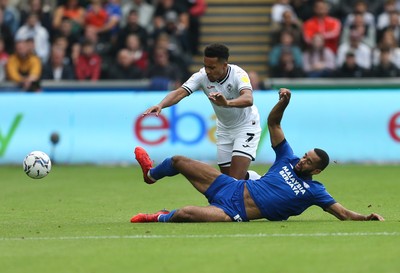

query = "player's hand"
[
  {"left": 279, "top": 88, "right": 291, "bottom": 101},
  {"left": 143, "top": 105, "right": 162, "bottom": 116},
  {"left": 366, "top": 213, "right": 385, "bottom": 221},
  {"left": 208, "top": 92, "right": 228, "bottom": 106}
]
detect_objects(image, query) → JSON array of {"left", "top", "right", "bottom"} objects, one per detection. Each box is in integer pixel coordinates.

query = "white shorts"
[{"left": 216, "top": 123, "right": 261, "bottom": 167}]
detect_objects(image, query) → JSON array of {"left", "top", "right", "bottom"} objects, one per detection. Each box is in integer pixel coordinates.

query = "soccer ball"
[{"left": 23, "top": 151, "right": 52, "bottom": 179}]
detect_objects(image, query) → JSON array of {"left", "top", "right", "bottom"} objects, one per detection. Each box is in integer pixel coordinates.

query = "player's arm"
[
  {"left": 325, "top": 202, "right": 384, "bottom": 221},
  {"left": 143, "top": 87, "right": 188, "bottom": 116},
  {"left": 208, "top": 88, "right": 253, "bottom": 108},
  {"left": 267, "top": 88, "right": 291, "bottom": 147}
]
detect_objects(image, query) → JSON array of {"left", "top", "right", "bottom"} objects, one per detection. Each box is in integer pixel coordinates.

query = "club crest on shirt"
[
  {"left": 226, "top": 83, "right": 233, "bottom": 92},
  {"left": 241, "top": 76, "right": 250, "bottom": 83}
]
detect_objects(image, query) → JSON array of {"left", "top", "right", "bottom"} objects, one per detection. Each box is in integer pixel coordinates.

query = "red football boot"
[
  {"left": 130, "top": 210, "right": 170, "bottom": 223},
  {"left": 134, "top": 146, "right": 156, "bottom": 184}
]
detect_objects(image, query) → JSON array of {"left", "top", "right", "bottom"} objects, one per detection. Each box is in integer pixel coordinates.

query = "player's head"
[
  {"left": 204, "top": 43, "right": 229, "bottom": 62},
  {"left": 294, "top": 148, "right": 330, "bottom": 177},
  {"left": 203, "top": 43, "right": 229, "bottom": 82}
]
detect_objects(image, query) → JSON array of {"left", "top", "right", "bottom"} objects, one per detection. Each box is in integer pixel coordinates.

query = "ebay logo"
[
  {"left": 134, "top": 105, "right": 217, "bottom": 145},
  {"left": 389, "top": 112, "right": 400, "bottom": 142}
]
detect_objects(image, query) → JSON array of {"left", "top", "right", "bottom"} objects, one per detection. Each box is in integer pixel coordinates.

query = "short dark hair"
[
  {"left": 204, "top": 43, "right": 229, "bottom": 62},
  {"left": 314, "top": 148, "right": 330, "bottom": 170}
]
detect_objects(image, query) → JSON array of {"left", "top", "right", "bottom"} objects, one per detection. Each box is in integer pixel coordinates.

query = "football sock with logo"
[
  {"left": 158, "top": 210, "right": 177, "bottom": 222},
  {"left": 149, "top": 157, "right": 179, "bottom": 180}
]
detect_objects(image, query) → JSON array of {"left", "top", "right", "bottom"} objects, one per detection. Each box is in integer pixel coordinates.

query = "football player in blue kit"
[{"left": 131, "top": 88, "right": 384, "bottom": 223}]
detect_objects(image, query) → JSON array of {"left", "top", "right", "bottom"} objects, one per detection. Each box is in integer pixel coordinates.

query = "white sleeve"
[
  {"left": 236, "top": 68, "right": 253, "bottom": 92},
  {"left": 182, "top": 70, "right": 204, "bottom": 95}
]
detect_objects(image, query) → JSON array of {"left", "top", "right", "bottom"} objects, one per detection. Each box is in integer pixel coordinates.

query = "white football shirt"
[{"left": 182, "top": 64, "right": 260, "bottom": 130}]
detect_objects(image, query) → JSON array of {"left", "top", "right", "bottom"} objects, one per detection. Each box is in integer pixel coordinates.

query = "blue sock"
[
  {"left": 158, "top": 210, "right": 176, "bottom": 222},
  {"left": 149, "top": 157, "right": 179, "bottom": 180}
]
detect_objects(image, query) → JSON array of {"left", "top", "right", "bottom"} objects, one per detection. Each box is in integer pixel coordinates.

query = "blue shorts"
[{"left": 204, "top": 174, "right": 248, "bottom": 222}]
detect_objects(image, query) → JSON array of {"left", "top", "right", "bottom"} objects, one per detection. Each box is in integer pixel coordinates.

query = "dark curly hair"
[
  {"left": 204, "top": 43, "right": 229, "bottom": 62},
  {"left": 314, "top": 148, "right": 330, "bottom": 170}
]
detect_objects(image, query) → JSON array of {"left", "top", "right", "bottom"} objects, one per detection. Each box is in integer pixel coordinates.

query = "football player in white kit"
[{"left": 142, "top": 43, "right": 261, "bottom": 180}]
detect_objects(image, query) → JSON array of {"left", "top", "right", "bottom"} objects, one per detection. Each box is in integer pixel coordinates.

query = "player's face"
[
  {"left": 294, "top": 150, "right": 322, "bottom": 177},
  {"left": 203, "top": 56, "right": 227, "bottom": 82}
]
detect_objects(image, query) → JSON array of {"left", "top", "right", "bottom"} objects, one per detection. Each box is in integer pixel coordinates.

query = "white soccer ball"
[{"left": 23, "top": 151, "right": 52, "bottom": 179}]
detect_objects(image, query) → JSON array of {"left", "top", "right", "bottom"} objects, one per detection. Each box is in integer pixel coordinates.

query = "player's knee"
[{"left": 171, "top": 155, "right": 186, "bottom": 167}]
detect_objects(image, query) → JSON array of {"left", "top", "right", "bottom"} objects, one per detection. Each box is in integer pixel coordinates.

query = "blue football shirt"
[{"left": 246, "top": 139, "right": 336, "bottom": 221}]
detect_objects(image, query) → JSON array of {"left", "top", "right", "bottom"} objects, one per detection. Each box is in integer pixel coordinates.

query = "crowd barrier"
[{"left": 0, "top": 88, "right": 399, "bottom": 164}]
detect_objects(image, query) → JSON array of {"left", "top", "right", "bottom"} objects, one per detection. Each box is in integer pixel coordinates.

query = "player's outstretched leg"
[
  {"left": 134, "top": 146, "right": 157, "bottom": 184},
  {"left": 130, "top": 209, "right": 173, "bottom": 223},
  {"left": 134, "top": 147, "right": 180, "bottom": 184}
]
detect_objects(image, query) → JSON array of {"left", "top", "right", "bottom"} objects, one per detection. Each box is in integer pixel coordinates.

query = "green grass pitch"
[{"left": 1, "top": 164, "right": 399, "bottom": 273}]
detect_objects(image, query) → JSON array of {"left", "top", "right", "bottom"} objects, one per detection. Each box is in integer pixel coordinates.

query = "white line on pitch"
[{"left": 1, "top": 232, "right": 399, "bottom": 241}]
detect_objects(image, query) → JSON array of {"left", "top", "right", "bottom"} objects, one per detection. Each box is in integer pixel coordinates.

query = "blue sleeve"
[
  {"left": 273, "top": 139, "right": 295, "bottom": 161},
  {"left": 313, "top": 186, "right": 336, "bottom": 209}
]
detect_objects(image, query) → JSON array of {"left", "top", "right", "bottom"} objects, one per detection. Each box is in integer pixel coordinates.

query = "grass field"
[{"left": 1, "top": 164, "right": 399, "bottom": 273}]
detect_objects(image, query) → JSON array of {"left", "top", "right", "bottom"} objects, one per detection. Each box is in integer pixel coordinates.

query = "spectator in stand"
[
  {"left": 51, "top": 35, "right": 77, "bottom": 65},
  {"left": 80, "top": 24, "right": 112, "bottom": 77},
  {"left": 303, "top": 33, "right": 336, "bottom": 77},
  {"left": 377, "top": 0, "right": 398, "bottom": 30},
  {"left": 269, "top": 31, "right": 303, "bottom": 69},
  {"left": 124, "top": 33, "right": 149, "bottom": 71},
  {"left": 116, "top": 8, "right": 148, "bottom": 51},
  {"left": 106, "top": 48, "right": 143, "bottom": 79},
  {"left": 337, "top": 29, "right": 372, "bottom": 70},
  {"left": 53, "top": 0, "right": 85, "bottom": 36},
  {"left": 154, "top": 10, "right": 190, "bottom": 56},
  {"left": 187, "top": 0, "right": 207, "bottom": 55},
  {"left": 334, "top": 50, "right": 369, "bottom": 77},
  {"left": 147, "top": 47, "right": 182, "bottom": 90},
  {"left": 303, "top": 0, "right": 341, "bottom": 53},
  {"left": 370, "top": 47, "right": 400, "bottom": 77},
  {"left": 0, "top": 0, "right": 20, "bottom": 35},
  {"left": 290, "top": 0, "right": 315, "bottom": 22},
  {"left": 6, "top": 38, "right": 42, "bottom": 91},
  {"left": 121, "top": 0, "right": 155, "bottom": 33},
  {"left": 377, "top": 11, "right": 400, "bottom": 45},
  {"left": 75, "top": 40, "right": 102, "bottom": 80},
  {"left": 82, "top": 25, "right": 113, "bottom": 59},
  {"left": 343, "top": 0, "right": 375, "bottom": 29},
  {"left": 271, "top": 9, "right": 303, "bottom": 47},
  {"left": 19, "top": 0, "right": 53, "bottom": 36},
  {"left": 0, "top": 8, "right": 14, "bottom": 53},
  {"left": 337, "top": 0, "right": 382, "bottom": 21},
  {"left": 373, "top": 29, "right": 400, "bottom": 69},
  {"left": 15, "top": 12, "right": 51, "bottom": 63},
  {"left": 41, "top": 45, "right": 75, "bottom": 80},
  {"left": 0, "top": 36, "right": 8, "bottom": 81},
  {"left": 270, "top": 48, "right": 305, "bottom": 78},
  {"left": 101, "top": 0, "right": 122, "bottom": 43},
  {"left": 340, "top": 12, "right": 376, "bottom": 48},
  {"left": 152, "top": 31, "right": 191, "bottom": 81},
  {"left": 85, "top": 0, "right": 109, "bottom": 36},
  {"left": 52, "top": 18, "right": 81, "bottom": 64},
  {"left": 271, "top": 0, "right": 298, "bottom": 25},
  {"left": 154, "top": 0, "right": 190, "bottom": 53}
]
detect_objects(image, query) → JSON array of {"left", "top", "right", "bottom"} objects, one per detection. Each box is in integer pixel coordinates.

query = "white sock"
[{"left": 247, "top": 170, "right": 261, "bottom": 180}]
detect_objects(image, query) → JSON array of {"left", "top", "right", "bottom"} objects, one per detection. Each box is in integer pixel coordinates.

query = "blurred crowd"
[
  {"left": 2, "top": 0, "right": 400, "bottom": 92},
  {"left": 0, "top": 0, "right": 206, "bottom": 91},
  {"left": 269, "top": 0, "right": 400, "bottom": 78}
]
